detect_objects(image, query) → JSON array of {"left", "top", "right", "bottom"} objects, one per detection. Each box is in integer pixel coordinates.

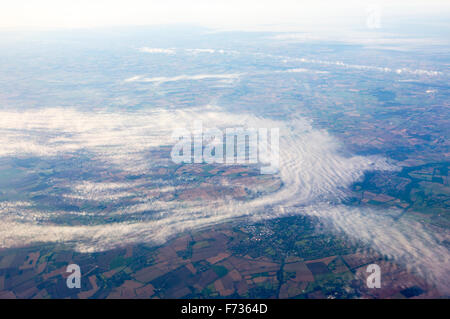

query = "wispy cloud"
[
  {"left": 281, "top": 68, "right": 329, "bottom": 74},
  {"left": 139, "top": 47, "right": 176, "bottom": 54},
  {"left": 0, "top": 106, "right": 448, "bottom": 293},
  {"left": 283, "top": 57, "right": 443, "bottom": 77},
  {"left": 124, "top": 73, "right": 242, "bottom": 84}
]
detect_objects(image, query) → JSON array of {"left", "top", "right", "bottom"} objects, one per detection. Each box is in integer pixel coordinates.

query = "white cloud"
[
  {"left": 186, "top": 48, "right": 217, "bottom": 54},
  {"left": 139, "top": 47, "right": 176, "bottom": 54},
  {"left": 0, "top": 106, "right": 448, "bottom": 293},
  {"left": 125, "top": 73, "right": 242, "bottom": 84},
  {"left": 282, "top": 68, "right": 329, "bottom": 74},
  {"left": 283, "top": 57, "right": 443, "bottom": 77}
]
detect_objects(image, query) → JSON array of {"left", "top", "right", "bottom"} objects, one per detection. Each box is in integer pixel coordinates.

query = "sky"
[{"left": 0, "top": 0, "right": 449, "bottom": 31}]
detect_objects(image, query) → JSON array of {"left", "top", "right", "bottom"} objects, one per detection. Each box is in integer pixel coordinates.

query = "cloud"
[
  {"left": 300, "top": 204, "right": 450, "bottom": 294},
  {"left": 0, "top": 106, "right": 448, "bottom": 293},
  {"left": 124, "top": 75, "right": 144, "bottom": 82},
  {"left": 186, "top": 48, "right": 217, "bottom": 54},
  {"left": 139, "top": 47, "right": 176, "bottom": 54},
  {"left": 184, "top": 48, "right": 239, "bottom": 55},
  {"left": 135, "top": 46, "right": 444, "bottom": 79},
  {"left": 283, "top": 57, "right": 443, "bottom": 77},
  {"left": 124, "top": 73, "right": 242, "bottom": 84},
  {"left": 281, "top": 68, "right": 329, "bottom": 74},
  {"left": 138, "top": 48, "right": 240, "bottom": 56}
]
